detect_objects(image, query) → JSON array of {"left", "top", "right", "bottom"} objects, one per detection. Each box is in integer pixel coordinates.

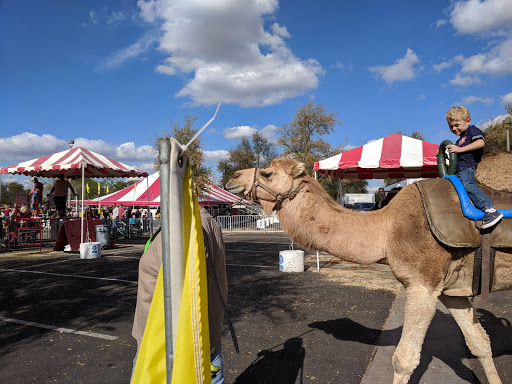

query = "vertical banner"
[{"left": 132, "top": 165, "right": 210, "bottom": 384}]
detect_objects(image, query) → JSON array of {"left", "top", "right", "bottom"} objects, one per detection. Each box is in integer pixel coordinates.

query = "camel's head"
[{"left": 225, "top": 159, "right": 307, "bottom": 206}]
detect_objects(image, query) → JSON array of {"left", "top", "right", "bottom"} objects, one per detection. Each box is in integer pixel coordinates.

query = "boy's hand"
[{"left": 446, "top": 144, "right": 462, "bottom": 153}]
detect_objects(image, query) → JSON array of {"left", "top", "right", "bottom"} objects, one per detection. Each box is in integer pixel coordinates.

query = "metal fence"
[
  {"left": 1, "top": 217, "right": 162, "bottom": 252},
  {"left": 215, "top": 215, "right": 283, "bottom": 233}
]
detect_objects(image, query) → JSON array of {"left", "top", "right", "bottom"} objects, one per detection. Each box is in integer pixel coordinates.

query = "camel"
[{"left": 225, "top": 158, "right": 512, "bottom": 384}]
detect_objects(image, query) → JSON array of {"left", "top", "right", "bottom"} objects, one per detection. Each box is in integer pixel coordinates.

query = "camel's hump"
[{"left": 475, "top": 152, "right": 512, "bottom": 193}]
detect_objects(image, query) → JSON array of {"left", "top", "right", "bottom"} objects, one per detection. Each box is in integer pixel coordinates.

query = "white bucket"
[
  {"left": 80, "top": 242, "right": 102, "bottom": 259},
  {"left": 279, "top": 250, "right": 304, "bottom": 272}
]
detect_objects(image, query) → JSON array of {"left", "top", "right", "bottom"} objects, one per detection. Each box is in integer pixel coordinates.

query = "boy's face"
[{"left": 448, "top": 115, "right": 471, "bottom": 136}]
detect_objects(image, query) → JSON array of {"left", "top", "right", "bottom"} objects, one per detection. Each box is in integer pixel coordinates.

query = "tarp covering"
[
  {"left": 77, "top": 172, "right": 250, "bottom": 206},
  {"left": 0, "top": 147, "right": 148, "bottom": 178},
  {"left": 314, "top": 133, "right": 439, "bottom": 179}
]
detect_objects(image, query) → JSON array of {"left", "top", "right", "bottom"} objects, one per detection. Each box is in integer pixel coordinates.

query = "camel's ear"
[{"left": 292, "top": 162, "right": 306, "bottom": 178}]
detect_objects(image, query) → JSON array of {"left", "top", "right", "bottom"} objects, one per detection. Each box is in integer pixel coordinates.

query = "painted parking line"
[
  {"left": 22, "top": 259, "right": 75, "bottom": 269},
  {"left": 0, "top": 316, "right": 118, "bottom": 341},
  {"left": 0, "top": 268, "right": 137, "bottom": 284}
]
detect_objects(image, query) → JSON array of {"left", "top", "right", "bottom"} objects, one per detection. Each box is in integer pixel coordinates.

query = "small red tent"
[
  {"left": 77, "top": 172, "right": 250, "bottom": 206},
  {"left": 314, "top": 133, "right": 439, "bottom": 179}
]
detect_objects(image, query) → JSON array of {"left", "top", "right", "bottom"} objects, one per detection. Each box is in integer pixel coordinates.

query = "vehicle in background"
[
  {"left": 352, "top": 202, "right": 375, "bottom": 212},
  {"left": 342, "top": 193, "right": 375, "bottom": 210}
]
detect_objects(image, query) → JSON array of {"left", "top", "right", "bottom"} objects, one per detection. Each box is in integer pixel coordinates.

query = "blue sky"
[{"left": 1, "top": 0, "right": 511, "bottom": 188}]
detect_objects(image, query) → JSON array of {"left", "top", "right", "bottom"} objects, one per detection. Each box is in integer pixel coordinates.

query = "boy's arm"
[{"left": 446, "top": 138, "right": 484, "bottom": 154}]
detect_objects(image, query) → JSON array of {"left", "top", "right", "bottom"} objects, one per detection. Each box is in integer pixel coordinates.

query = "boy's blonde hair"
[{"left": 446, "top": 106, "right": 470, "bottom": 122}]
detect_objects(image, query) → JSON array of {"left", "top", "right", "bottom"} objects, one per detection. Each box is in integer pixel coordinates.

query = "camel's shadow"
[{"left": 308, "top": 308, "right": 512, "bottom": 384}]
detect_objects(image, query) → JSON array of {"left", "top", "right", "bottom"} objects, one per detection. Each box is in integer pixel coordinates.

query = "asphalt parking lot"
[{"left": 1, "top": 233, "right": 512, "bottom": 383}]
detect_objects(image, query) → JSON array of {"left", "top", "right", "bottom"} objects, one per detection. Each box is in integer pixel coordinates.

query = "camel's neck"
[{"left": 260, "top": 182, "right": 387, "bottom": 264}]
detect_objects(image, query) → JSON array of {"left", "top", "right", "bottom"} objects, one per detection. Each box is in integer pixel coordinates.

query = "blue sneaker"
[{"left": 481, "top": 210, "right": 503, "bottom": 229}]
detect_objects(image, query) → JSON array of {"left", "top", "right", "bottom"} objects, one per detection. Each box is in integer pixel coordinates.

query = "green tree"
[
  {"left": 482, "top": 104, "right": 512, "bottom": 155},
  {"left": 0, "top": 181, "right": 30, "bottom": 205},
  {"left": 218, "top": 133, "right": 277, "bottom": 187},
  {"left": 154, "top": 114, "right": 213, "bottom": 190},
  {"left": 277, "top": 100, "right": 341, "bottom": 172},
  {"left": 277, "top": 100, "right": 346, "bottom": 199}
]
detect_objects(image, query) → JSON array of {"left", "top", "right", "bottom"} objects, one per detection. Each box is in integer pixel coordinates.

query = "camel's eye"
[
  {"left": 260, "top": 170, "right": 273, "bottom": 178},
  {"left": 232, "top": 172, "right": 240, "bottom": 179}
]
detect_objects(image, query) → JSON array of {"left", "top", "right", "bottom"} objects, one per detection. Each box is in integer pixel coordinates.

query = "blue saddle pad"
[{"left": 443, "top": 175, "right": 512, "bottom": 220}]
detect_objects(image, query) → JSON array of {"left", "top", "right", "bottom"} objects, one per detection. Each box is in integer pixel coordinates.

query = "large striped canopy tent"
[
  {"left": 77, "top": 172, "right": 250, "bottom": 207},
  {"left": 314, "top": 133, "right": 440, "bottom": 180},
  {"left": 0, "top": 147, "right": 148, "bottom": 178}
]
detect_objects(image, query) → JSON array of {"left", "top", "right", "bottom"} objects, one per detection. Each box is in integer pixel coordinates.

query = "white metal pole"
[
  {"left": 81, "top": 163, "right": 85, "bottom": 244},
  {"left": 314, "top": 170, "right": 320, "bottom": 271},
  {"left": 158, "top": 137, "right": 174, "bottom": 382},
  {"left": 169, "top": 138, "right": 187, "bottom": 351}
]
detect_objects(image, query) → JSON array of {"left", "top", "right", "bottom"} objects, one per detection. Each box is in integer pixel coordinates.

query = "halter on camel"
[{"left": 245, "top": 168, "right": 307, "bottom": 211}]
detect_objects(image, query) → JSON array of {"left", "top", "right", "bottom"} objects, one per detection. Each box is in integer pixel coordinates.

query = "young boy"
[{"left": 445, "top": 106, "right": 503, "bottom": 229}]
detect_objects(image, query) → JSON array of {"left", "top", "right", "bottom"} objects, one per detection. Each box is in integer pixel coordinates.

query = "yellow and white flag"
[{"left": 132, "top": 165, "right": 210, "bottom": 384}]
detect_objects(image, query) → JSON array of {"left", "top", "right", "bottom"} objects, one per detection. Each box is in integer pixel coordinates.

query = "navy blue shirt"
[{"left": 455, "top": 125, "right": 485, "bottom": 172}]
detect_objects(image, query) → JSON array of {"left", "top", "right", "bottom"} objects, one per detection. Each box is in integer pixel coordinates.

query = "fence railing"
[{"left": 215, "top": 215, "right": 283, "bottom": 233}]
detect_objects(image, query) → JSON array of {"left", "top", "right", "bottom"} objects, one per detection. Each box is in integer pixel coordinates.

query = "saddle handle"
[{"left": 437, "top": 140, "right": 458, "bottom": 177}]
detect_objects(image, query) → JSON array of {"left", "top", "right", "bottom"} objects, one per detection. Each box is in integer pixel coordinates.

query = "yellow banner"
[{"left": 132, "top": 166, "right": 210, "bottom": 384}]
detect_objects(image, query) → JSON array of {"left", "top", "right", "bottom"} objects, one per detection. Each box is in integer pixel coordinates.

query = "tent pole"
[
  {"left": 146, "top": 176, "right": 150, "bottom": 236},
  {"left": 314, "top": 171, "right": 320, "bottom": 271},
  {"left": 157, "top": 138, "right": 173, "bottom": 382},
  {"left": 81, "top": 163, "right": 85, "bottom": 244}
]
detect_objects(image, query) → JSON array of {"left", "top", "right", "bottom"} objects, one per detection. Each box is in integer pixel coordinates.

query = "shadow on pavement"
[{"left": 233, "top": 337, "right": 306, "bottom": 384}]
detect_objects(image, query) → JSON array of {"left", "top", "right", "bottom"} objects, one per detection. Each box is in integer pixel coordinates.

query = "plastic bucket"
[
  {"left": 80, "top": 242, "right": 102, "bottom": 259},
  {"left": 279, "top": 250, "right": 304, "bottom": 272},
  {"left": 95, "top": 225, "right": 112, "bottom": 249}
]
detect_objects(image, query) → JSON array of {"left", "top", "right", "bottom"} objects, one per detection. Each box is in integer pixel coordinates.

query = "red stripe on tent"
[
  {"left": 338, "top": 145, "right": 363, "bottom": 169},
  {"left": 380, "top": 133, "right": 402, "bottom": 168},
  {"left": 29, "top": 153, "right": 54, "bottom": 167},
  {"left": 81, "top": 148, "right": 113, "bottom": 170},
  {"left": 50, "top": 147, "right": 80, "bottom": 167},
  {"left": 422, "top": 141, "right": 438, "bottom": 166}
]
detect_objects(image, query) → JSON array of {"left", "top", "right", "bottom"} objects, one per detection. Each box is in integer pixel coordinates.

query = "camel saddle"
[{"left": 416, "top": 178, "right": 512, "bottom": 248}]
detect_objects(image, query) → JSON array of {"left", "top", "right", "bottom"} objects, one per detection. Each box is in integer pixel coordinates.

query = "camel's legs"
[
  {"left": 392, "top": 285, "right": 439, "bottom": 384},
  {"left": 439, "top": 295, "right": 502, "bottom": 384}
]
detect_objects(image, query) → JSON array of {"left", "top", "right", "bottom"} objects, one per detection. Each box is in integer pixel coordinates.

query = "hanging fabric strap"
[{"left": 203, "top": 228, "right": 239, "bottom": 354}]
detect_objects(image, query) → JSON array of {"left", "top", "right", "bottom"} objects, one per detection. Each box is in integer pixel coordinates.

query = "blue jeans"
[
  {"left": 457, "top": 167, "right": 493, "bottom": 211},
  {"left": 211, "top": 346, "right": 225, "bottom": 384}
]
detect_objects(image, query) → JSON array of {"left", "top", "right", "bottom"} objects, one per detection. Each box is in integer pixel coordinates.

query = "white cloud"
[
  {"left": 502, "top": 92, "right": 512, "bottom": 104},
  {"left": 89, "top": 11, "right": 98, "bottom": 24},
  {"left": 204, "top": 150, "right": 229, "bottom": 163},
  {"left": 478, "top": 114, "right": 511, "bottom": 129},
  {"left": 222, "top": 125, "right": 257, "bottom": 140},
  {"left": 106, "top": 11, "right": 127, "bottom": 24},
  {"left": 449, "top": 73, "right": 482, "bottom": 86},
  {"left": 73, "top": 138, "right": 156, "bottom": 162},
  {"left": 0, "top": 132, "right": 156, "bottom": 164},
  {"left": 456, "top": 95, "right": 494, "bottom": 105},
  {"left": 98, "top": 33, "right": 158, "bottom": 70},
  {"left": 450, "top": 0, "right": 512, "bottom": 35},
  {"left": 436, "top": 19, "right": 448, "bottom": 28},
  {"left": 0, "top": 133, "right": 67, "bottom": 162},
  {"left": 369, "top": 49, "right": 420, "bottom": 85},
  {"left": 433, "top": 60, "right": 453, "bottom": 72},
  {"left": 137, "top": 0, "right": 322, "bottom": 107},
  {"left": 455, "top": 39, "right": 512, "bottom": 77},
  {"left": 260, "top": 124, "right": 279, "bottom": 141}
]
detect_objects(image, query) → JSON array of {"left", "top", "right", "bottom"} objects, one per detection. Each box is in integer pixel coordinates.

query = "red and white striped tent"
[
  {"left": 314, "top": 133, "right": 439, "bottom": 180},
  {"left": 0, "top": 147, "right": 148, "bottom": 178},
  {"left": 78, "top": 172, "right": 250, "bottom": 207}
]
